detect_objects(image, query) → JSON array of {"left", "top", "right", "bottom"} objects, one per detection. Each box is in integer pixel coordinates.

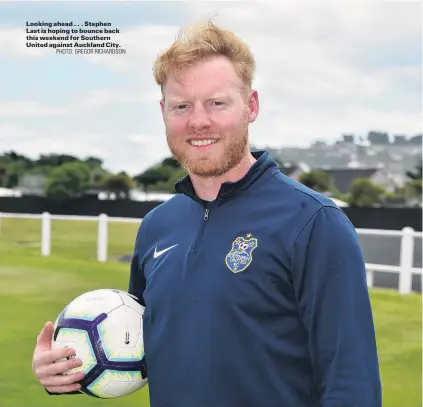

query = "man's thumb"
[{"left": 36, "top": 321, "right": 54, "bottom": 348}]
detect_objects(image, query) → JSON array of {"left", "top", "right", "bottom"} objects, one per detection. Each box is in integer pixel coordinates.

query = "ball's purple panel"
[{"left": 55, "top": 312, "right": 147, "bottom": 396}]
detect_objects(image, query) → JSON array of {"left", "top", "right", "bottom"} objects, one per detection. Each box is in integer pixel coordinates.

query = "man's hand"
[{"left": 32, "top": 321, "right": 85, "bottom": 393}]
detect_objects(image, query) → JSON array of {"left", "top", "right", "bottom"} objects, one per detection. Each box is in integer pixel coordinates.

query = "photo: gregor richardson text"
[{"left": 25, "top": 20, "right": 127, "bottom": 55}]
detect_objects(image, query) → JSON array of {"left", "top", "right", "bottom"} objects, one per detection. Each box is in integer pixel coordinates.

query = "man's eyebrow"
[
  {"left": 165, "top": 94, "right": 233, "bottom": 104},
  {"left": 207, "top": 93, "right": 232, "bottom": 99},
  {"left": 166, "top": 98, "right": 186, "bottom": 104}
]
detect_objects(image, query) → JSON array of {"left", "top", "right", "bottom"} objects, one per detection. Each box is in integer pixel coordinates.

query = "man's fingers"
[
  {"left": 36, "top": 322, "right": 54, "bottom": 349},
  {"left": 45, "top": 382, "right": 82, "bottom": 394},
  {"left": 36, "top": 347, "right": 76, "bottom": 366},
  {"left": 33, "top": 322, "right": 85, "bottom": 394},
  {"left": 40, "top": 371, "right": 85, "bottom": 388},
  {"left": 37, "top": 358, "right": 83, "bottom": 378}
]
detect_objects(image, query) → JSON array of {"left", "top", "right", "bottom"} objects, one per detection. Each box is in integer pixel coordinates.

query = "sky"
[{"left": 0, "top": 0, "right": 421, "bottom": 175}]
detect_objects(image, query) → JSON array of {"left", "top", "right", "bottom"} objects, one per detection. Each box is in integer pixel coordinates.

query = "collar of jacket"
[{"left": 173, "top": 150, "right": 278, "bottom": 203}]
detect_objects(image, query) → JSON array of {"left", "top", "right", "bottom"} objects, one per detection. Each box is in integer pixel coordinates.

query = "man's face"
[{"left": 160, "top": 56, "right": 259, "bottom": 177}]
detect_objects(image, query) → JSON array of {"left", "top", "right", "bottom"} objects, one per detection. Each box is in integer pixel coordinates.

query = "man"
[{"left": 32, "top": 20, "right": 382, "bottom": 406}]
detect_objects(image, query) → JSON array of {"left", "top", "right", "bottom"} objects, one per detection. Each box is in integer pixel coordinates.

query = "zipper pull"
[{"left": 204, "top": 208, "right": 209, "bottom": 220}]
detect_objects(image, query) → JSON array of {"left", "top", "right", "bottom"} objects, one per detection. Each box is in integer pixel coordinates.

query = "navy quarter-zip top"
[{"left": 129, "top": 150, "right": 382, "bottom": 407}]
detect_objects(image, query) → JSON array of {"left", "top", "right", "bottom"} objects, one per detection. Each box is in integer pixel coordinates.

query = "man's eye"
[{"left": 177, "top": 104, "right": 187, "bottom": 109}]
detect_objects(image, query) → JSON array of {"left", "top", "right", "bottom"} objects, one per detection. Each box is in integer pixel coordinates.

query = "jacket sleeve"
[
  {"left": 45, "top": 389, "right": 82, "bottom": 396},
  {"left": 290, "top": 205, "right": 382, "bottom": 407},
  {"left": 128, "top": 220, "right": 147, "bottom": 306}
]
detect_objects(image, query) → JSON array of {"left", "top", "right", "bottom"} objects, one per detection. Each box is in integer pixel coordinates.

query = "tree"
[
  {"left": 84, "top": 156, "right": 104, "bottom": 168},
  {"left": 133, "top": 166, "right": 173, "bottom": 191},
  {"left": 408, "top": 179, "right": 422, "bottom": 196},
  {"left": 3, "top": 160, "right": 28, "bottom": 188},
  {"left": 299, "top": 170, "right": 332, "bottom": 193},
  {"left": 102, "top": 173, "right": 136, "bottom": 199},
  {"left": 45, "top": 162, "right": 91, "bottom": 201},
  {"left": 35, "top": 153, "right": 78, "bottom": 167},
  {"left": 161, "top": 157, "right": 181, "bottom": 169},
  {"left": 154, "top": 167, "right": 188, "bottom": 192},
  {"left": 406, "top": 159, "right": 422, "bottom": 180},
  {"left": 2, "top": 151, "right": 33, "bottom": 168},
  {"left": 348, "top": 178, "right": 386, "bottom": 207},
  {"left": 0, "top": 167, "right": 6, "bottom": 187},
  {"left": 404, "top": 159, "right": 422, "bottom": 199}
]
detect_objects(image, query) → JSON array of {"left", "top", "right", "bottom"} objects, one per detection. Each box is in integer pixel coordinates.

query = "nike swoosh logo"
[{"left": 153, "top": 244, "right": 178, "bottom": 259}]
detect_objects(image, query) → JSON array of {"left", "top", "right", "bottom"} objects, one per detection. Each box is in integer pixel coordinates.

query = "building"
[{"left": 317, "top": 166, "right": 399, "bottom": 194}]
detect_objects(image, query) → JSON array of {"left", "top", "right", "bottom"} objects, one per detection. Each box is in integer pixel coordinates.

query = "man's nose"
[{"left": 188, "top": 105, "right": 211, "bottom": 131}]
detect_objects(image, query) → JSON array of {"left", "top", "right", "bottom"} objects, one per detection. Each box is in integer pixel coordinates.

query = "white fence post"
[
  {"left": 97, "top": 213, "right": 108, "bottom": 262},
  {"left": 366, "top": 269, "right": 374, "bottom": 288},
  {"left": 399, "top": 226, "right": 414, "bottom": 295},
  {"left": 41, "top": 212, "right": 51, "bottom": 256}
]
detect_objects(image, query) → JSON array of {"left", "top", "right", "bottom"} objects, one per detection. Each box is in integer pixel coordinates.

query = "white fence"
[{"left": 0, "top": 212, "right": 422, "bottom": 295}]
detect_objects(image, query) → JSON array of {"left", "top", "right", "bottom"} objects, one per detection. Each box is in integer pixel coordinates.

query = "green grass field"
[{"left": 0, "top": 217, "right": 421, "bottom": 406}]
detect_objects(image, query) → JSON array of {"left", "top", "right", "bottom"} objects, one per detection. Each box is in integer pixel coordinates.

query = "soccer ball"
[{"left": 51, "top": 289, "right": 148, "bottom": 398}]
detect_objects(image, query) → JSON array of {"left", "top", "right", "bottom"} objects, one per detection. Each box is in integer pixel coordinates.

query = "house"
[
  {"left": 15, "top": 173, "right": 47, "bottom": 196},
  {"left": 278, "top": 162, "right": 309, "bottom": 181},
  {"left": 317, "top": 166, "right": 399, "bottom": 194}
]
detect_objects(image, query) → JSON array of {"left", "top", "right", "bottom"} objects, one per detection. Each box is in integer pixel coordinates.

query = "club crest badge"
[{"left": 225, "top": 233, "right": 258, "bottom": 273}]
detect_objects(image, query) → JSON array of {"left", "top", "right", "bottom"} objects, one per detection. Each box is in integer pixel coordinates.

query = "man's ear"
[
  {"left": 160, "top": 98, "right": 165, "bottom": 119},
  {"left": 248, "top": 89, "right": 259, "bottom": 124}
]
